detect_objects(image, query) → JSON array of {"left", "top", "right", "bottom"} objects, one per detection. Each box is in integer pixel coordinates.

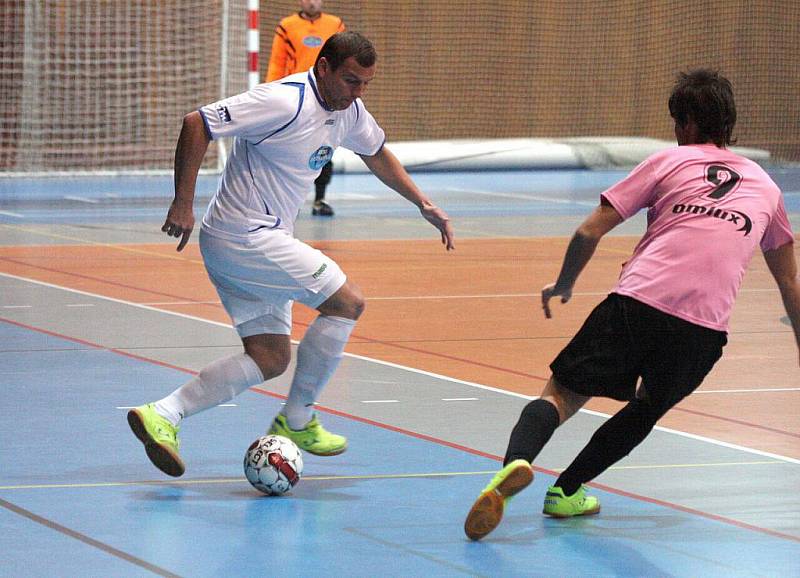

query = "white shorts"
[{"left": 199, "top": 227, "right": 346, "bottom": 336}]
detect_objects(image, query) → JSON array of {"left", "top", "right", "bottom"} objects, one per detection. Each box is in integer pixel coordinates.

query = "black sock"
[
  {"left": 314, "top": 161, "right": 332, "bottom": 203},
  {"left": 503, "top": 398, "right": 561, "bottom": 466},
  {"left": 555, "top": 399, "right": 659, "bottom": 495}
]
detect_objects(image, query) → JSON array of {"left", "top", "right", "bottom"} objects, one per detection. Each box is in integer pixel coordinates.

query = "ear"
[
  {"left": 683, "top": 118, "right": 701, "bottom": 144},
  {"left": 317, "top": 57, "right": 330, "bottom": 77}
]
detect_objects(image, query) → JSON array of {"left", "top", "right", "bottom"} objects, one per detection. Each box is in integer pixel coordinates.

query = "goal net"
[
  {"left": 2, "top": 1, "right": 798, "bottom": 174},
  {"left": 1, "top": 0, "right": 247, "bottom": 174}
]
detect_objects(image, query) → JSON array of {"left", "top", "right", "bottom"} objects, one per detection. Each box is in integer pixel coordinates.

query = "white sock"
[
  {"left": 284, "top": 315, "right": 356, "bottom": 429},
  {"left": 154, "top": 353, "right": 264, "bottom": 426}
]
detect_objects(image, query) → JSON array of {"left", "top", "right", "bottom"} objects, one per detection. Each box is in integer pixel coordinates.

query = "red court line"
[
  {"left": 0, "top": 316, "right": 198, "bottom": 377},
  {"left": 0, "top": 264, "right": 797, "bottom": 439},
  {"left": 0, "top": 256, "right": 224, "bottom": 312},
  {"left": 672, "top": 406, "right": 800, "bottom": 439},
  {"left": 2, "top": 315, "right": 798, "bottom": 545},
  {"left": 3, "top": 264, "right": 797, "bottom": 439},
  {"left": 0, "top": 257, "right": 550, "bottom": 383}
]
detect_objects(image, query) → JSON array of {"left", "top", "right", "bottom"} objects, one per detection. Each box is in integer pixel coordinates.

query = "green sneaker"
[
  {"left": 542, "top": 485, "right": 600, "bottom": 518},
  {"left": 464, "top": 459, "right": 533, "bottom": 541},
  {"left": 269, "top": 413, "right": 347, "bottom": 456},
  {"left": 127, "top": 404, "right": 185, "bottom": 477}
]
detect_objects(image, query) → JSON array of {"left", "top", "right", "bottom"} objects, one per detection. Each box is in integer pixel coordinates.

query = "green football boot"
[
  {"left": 269, "top": 413, "right": 347, "bottom": 456},
  {"left": 464, "top": 459, "right": 534, "bottom": 541},
  {"left": 127, "top": 404, "right": 185, "bottom": 477},
  {"left": 542, "top": 485, "right": 600, "bottom": 518}
]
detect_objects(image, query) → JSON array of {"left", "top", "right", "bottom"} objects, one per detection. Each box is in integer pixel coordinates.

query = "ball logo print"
[
  {"left": 244, "top": 435, "right": 304, "bottom": 495},
  {"left": 308, "top": 145, "right": 333, "bottom": 170}
]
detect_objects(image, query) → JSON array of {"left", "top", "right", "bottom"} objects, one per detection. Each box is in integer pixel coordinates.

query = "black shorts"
[{"left": 550, "top": 293, "right": 727, "bottom": 409}]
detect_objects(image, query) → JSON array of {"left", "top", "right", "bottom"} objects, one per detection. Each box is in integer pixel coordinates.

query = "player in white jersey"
[{"left": 127, "top": 32, "right": 455, "bottom": 477}]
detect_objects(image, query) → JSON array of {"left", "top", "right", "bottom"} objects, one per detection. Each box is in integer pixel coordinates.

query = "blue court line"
[{"left": 1, "top": 319, "right": 799, "bottom": 577}]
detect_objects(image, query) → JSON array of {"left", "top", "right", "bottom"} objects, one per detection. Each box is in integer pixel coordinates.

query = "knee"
[
  {"left": 621, "top": 398, "right": 665, "bottom": 433},
  {"left": 540, "top": 376, "right": 588, "bottom": 423},
  {"left": 319, "top": 283, "right": 366, "bottom": 320},
  {"left": 349, "top": 292, "right": 366, "bottom": 319},
  {"left": 245, "top": 346, "right": 291, "bottom": 380},
  {"left": 342, "top": 283, "right": 366, "bottom": 319}
]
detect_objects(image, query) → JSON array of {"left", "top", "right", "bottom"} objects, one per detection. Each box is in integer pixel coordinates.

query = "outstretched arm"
[
  {"left": 763, "top": 242, "right": 800, "bottom": 365},
  {"left": 162, "top": 111, "right": 211, "bottom": 251},
  {"left": 542, "top": 200, "right": 623, "bottom": 318},
  {"left": 360, "top": 146, "right": 454, "bottom": 250}
]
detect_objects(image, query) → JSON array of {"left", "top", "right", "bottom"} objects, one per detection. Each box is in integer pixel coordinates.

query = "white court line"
[
  {"left": 138, "top": 290, "right": 777, "bottom": 305},
  {"left": 140, "top": 300, "right": 222, "bottom": 306},
  {"left": 695, "top": 387, "right": 800, "bottom": 394},
  {"left": 442, "top": 397, "right": 479, "bottom": 401},
  {"left": 2, "top": 270, "right": 798, "bottom": 466},
  {"left": 366, "top": 287, "right": 781, "bottom": 300},
  {"left": 117, "top": 404, "right": 237, "bottom": 409},
  {"left": 446, "top": 186, "right": 597, "bottom": 206},
  {"left": 2, "top": 305, "right": 32, "bottom": 309},
  {"left": 0, "top": 210, "right": 24, "bottom": 218},
  {"left": 361, "top": 399, "right": 400, "bottom": 404},
  {"left": 62, "top": 195, "right": 100, "bottom": 204},
  {"left": 66, "top": 303, "right": 94, "bottom": 308}
]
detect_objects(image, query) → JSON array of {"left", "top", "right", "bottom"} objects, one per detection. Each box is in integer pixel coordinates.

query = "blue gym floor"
[{"left": 1, "top": 167, "right": 799, "bottom": 577}]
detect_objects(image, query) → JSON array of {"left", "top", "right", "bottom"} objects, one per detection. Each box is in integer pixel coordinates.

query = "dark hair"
[
  {"left": 314, "top": 31, "right": 377, "bottom": 72},
  {"left": 668, "top": 69, "right": 737, "bottom": 146}
]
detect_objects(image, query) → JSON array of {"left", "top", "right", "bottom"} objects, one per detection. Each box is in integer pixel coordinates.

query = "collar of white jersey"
[{"left": 307, "top": 68, "right": 335, "bottom": 112}]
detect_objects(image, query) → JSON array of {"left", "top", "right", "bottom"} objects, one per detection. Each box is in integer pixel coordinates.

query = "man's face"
[
  {"left": 300, "top": 0, "right": 322, "bottom": 17},
  {"left": 316, "top": 56, "right": 376, "bottom": 111}
]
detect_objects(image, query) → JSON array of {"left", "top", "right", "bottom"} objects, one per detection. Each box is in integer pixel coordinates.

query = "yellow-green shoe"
[
  {"left": 542, "top": 485, "right": 600, "bottom": 518},
  {"left": 127, "top": 404, "right": 185, "bottom": 477},
  {"left": 268, "top": 413, "right": 347, "bottom": 456},
  {"left": 464, "top": 459, "right": 533, "bottom": 541}
]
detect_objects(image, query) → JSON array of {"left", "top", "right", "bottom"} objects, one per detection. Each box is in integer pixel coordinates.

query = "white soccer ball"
[{"left": 243, "top": 434, "right": 304, "bottom": 495}]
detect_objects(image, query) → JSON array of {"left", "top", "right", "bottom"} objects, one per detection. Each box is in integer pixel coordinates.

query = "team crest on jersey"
[
  {"left": 309, "top": 145, "right": 333, "bottom": 169},
  {"left": 215, "top": 105, "right": 232, "bottom": 123},
  {"left": 303, "top": 35, "right": 323, "bottom": 47}
]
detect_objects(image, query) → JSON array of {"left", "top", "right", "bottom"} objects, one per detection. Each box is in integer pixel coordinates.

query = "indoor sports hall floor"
[{"left": 1, "top": 168, "right": 799, "bottom": 577}]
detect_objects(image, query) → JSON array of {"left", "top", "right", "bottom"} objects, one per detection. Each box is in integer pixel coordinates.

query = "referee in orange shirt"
[{"left": 266, "top": 0, "right": 345, "bottom": 217}]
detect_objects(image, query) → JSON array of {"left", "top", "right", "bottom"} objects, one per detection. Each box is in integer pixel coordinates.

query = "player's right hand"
[
  {"left": 541, "top": 282, "right": 572, "bottom": 319},
  {"left": 162, "top": 200, "right": 194, "bottom": 252}
]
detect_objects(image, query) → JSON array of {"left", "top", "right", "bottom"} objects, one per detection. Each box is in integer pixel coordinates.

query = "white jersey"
[{"left": 198, "top": 68, "right": 385, "bottom": 237}]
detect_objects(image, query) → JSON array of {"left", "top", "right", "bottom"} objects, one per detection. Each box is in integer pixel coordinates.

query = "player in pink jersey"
[{"left": 465, "top": 69, "right": 800, "bottom": 541}]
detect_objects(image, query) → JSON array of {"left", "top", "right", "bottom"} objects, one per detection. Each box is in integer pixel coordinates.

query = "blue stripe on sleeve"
[
  {"left": 254, "top": 83, "right": 306, "bottom": 145},
  {"left": 198, "top": 109, "right": 214, "bottom": 140}
]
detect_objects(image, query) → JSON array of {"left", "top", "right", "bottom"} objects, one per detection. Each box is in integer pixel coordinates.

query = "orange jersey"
[{"left": 266, "top": 12, "right": 345, "bottom": 82}]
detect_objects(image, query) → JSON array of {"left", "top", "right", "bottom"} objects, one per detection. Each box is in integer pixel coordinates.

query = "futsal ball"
[{"left": 243, "top": 434, "right": 304, "bottom": 495}]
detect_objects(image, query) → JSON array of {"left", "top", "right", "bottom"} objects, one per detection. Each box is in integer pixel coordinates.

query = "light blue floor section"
[
  {"left": 2, "top": 168, "right": 798, "bottom": 225},
  {"left": 2, "top": 321, "right": 799, "bottom": 577}
]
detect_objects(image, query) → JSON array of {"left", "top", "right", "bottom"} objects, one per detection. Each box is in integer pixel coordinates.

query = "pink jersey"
[{"left": 602, "top": 144, "right": 794, "bottom": 331}]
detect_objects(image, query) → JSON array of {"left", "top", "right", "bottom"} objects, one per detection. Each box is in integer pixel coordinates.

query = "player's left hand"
[
  {"left": 420, "top": 204, "right": 455, "bottom": 251},
  {"left": 541, "top": 282, "right": 572, "bottom": 319}
]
